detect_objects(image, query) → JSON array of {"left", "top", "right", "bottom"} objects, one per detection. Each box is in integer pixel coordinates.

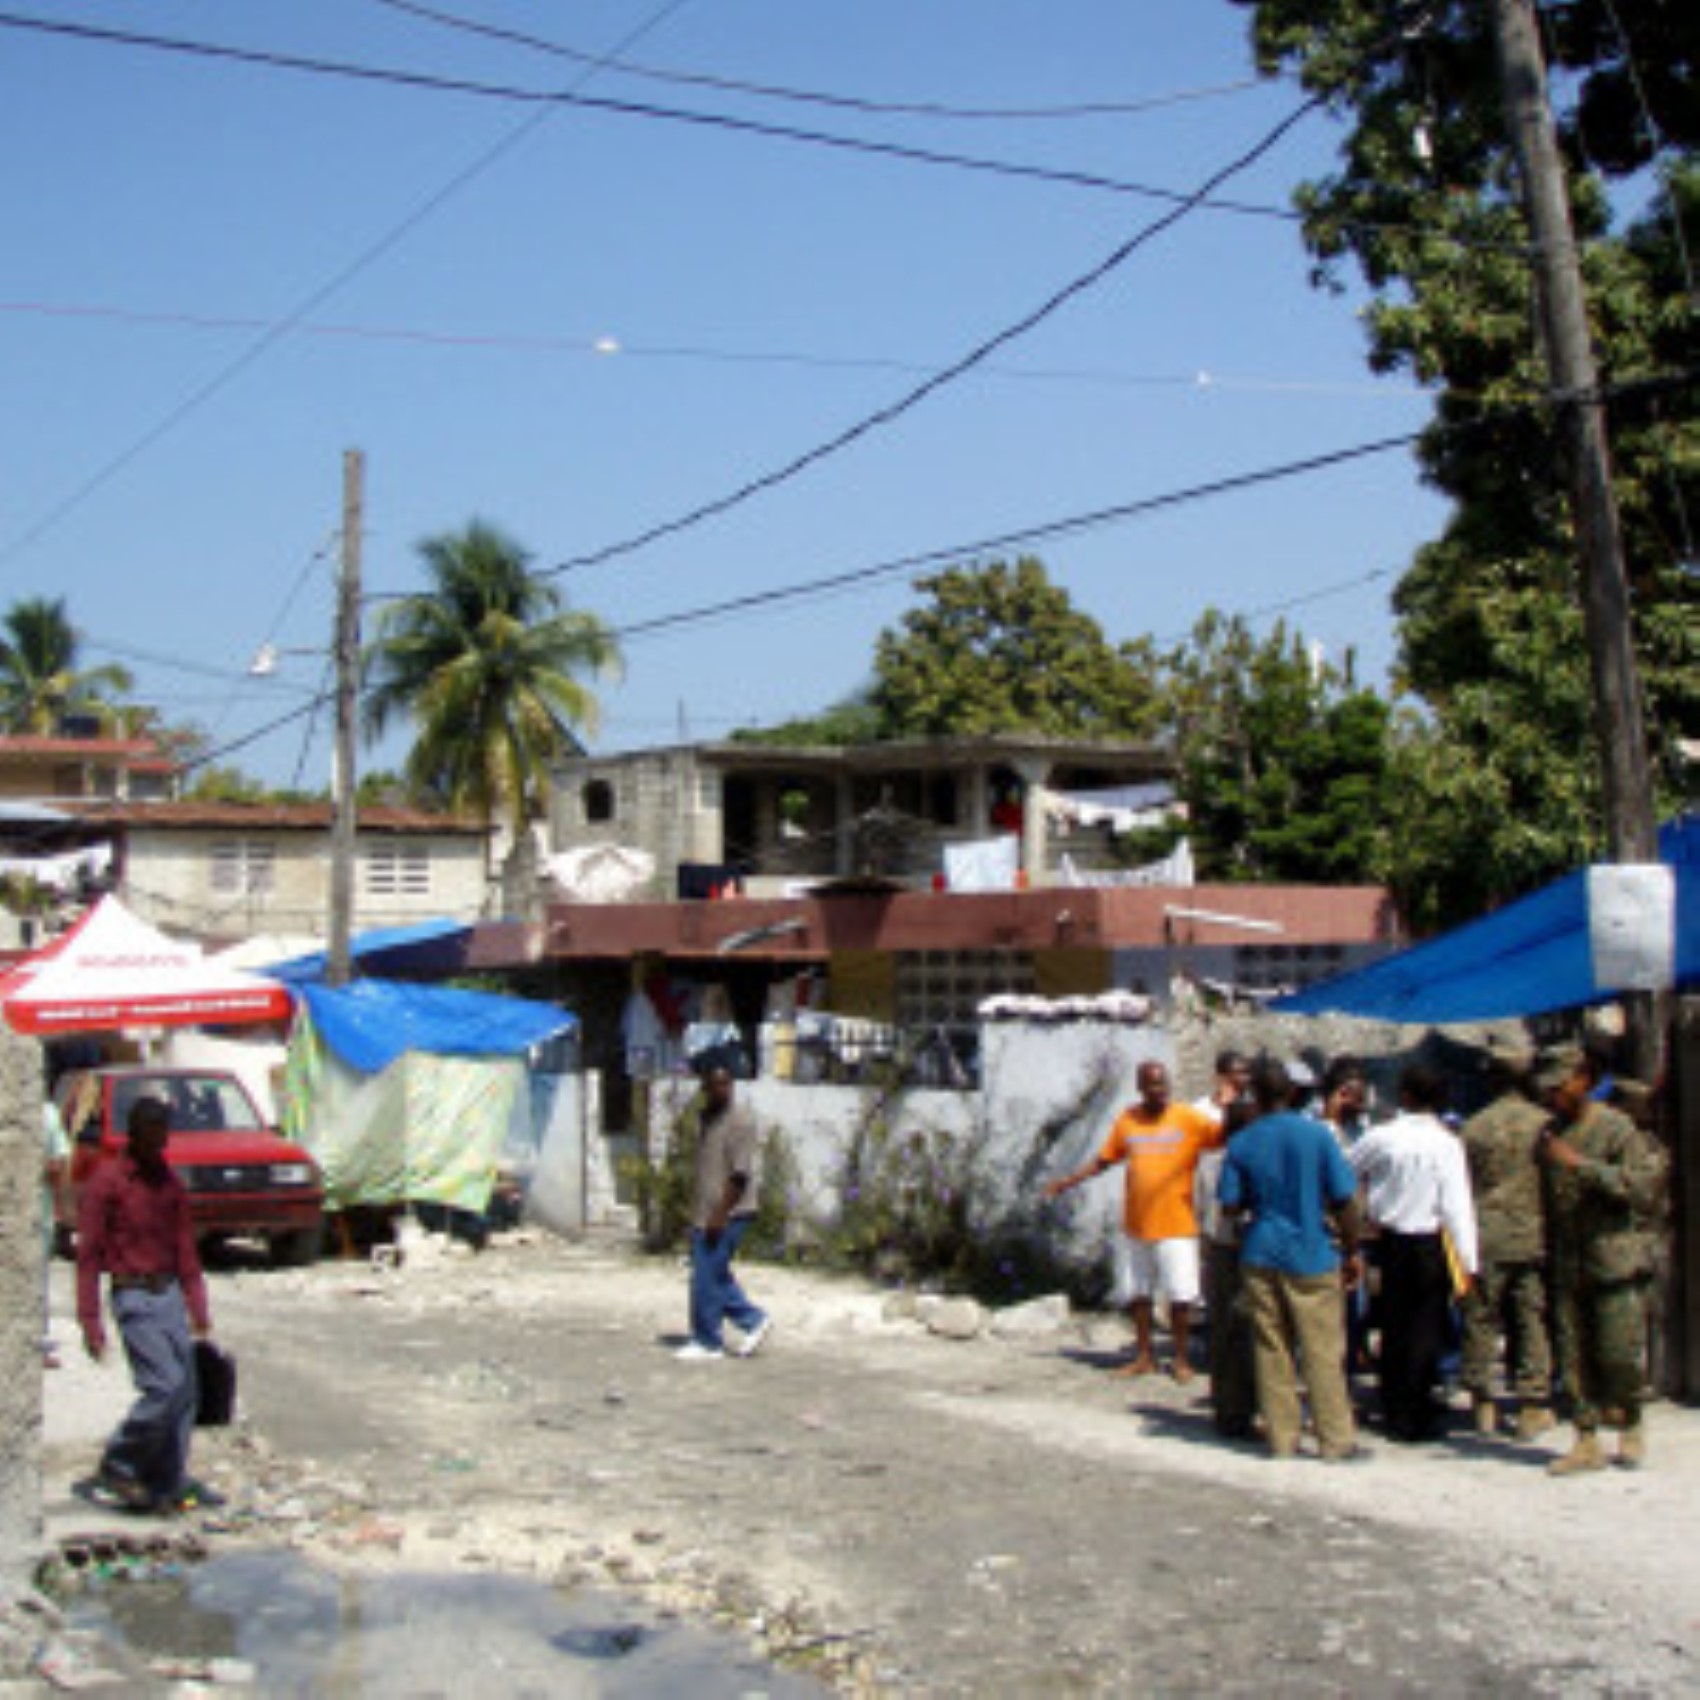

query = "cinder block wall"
[{"left": 0, "top": 1029, "right": 43, "bottom": 1587}]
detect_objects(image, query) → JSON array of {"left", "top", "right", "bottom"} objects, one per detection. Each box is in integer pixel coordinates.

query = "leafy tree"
[
  {"left": 187, "top": 765, "right": 270, "bottom": 804},
  {"left": 361, "top": 520, "right": 622, "bottom": 839},
  {"left": 1233, "top": 1, "right": 1699, "bottom": 925},
  {"left": 1155, "top": 611, "right": 1396, "bottom": 883},
  {"left": 355, "top": 769, "right": 426, "bottom": 808},
  {"left": 870, "top": 558, "right": 1161, "bottom": 740},
  {"left": 731, "top": 687, "right": 885, "bottom": 748},
  {"left": 0, "top": 596, "right": 133, "bottom": 734}
]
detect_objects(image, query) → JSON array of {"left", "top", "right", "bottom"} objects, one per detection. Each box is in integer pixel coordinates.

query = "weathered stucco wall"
[
  {"left": 0, "top": 1028, "right": 43, "bottom": 1586},
  {"left": 1169, "top": 1007, "right": 1527, "bottom": 1123},
  {"left": 645, "top": 1021, "right": 1173, "bottom": 1279},
  {"left": 121, "top": 828, "right": 490, "bottom": 940}
]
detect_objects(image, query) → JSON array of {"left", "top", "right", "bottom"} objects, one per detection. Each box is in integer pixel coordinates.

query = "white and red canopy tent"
[{"left": 0, "top": 897, "right": 294, "bottom": 1036}]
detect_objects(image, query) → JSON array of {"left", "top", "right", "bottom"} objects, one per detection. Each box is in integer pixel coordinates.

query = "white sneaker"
[
  {"left": 674, "top": 1342, "right": 724, "bottom": 1361},
  {"left": 737, "top": 1318, "right": 773, "bottom": 1358}
]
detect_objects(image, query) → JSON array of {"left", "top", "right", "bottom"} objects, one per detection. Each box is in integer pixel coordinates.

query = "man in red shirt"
[
  {"left": 77, "top": 1096, "right": 214, "bottom": 1513},
  {"left": 1045, "top": 1060, "right": 1221, "bottom": 1381}
]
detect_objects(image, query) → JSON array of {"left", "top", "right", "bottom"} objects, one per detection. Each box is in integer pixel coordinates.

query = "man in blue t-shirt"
[{"left": 1219, "top": 1059, "right": 1363, "bottom": 1461}]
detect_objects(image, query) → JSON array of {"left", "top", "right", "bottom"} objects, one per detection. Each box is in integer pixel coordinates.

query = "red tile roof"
[{"left": 66, "top": 800, "right": 488, "bottom": 835}]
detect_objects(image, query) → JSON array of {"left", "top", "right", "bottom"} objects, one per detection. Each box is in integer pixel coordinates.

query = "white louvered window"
[
  {"left": 365, "top": 843, "right": 431, "bottom": 897},
  {"left": 210, "top": 840, "right": 276, "bottom": 895}
]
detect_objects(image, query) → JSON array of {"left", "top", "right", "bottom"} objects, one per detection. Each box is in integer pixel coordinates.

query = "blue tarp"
[
  {"left": 266, "top": 918, "right": 471, "bottom": 985},
  {"left": 296, "top": 978, "right": 576, "bottom": 1074},
  {"left": 1275, "top": 815, "right": 1699, "bottom": 1024}
]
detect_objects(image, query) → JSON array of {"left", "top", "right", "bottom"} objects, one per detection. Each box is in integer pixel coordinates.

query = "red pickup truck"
[{"left": 55, "top": 1066, "right": 325, "bottom": 1266}]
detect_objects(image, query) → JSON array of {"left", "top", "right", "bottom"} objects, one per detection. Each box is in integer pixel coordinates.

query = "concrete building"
[
  {"left": 0, "top": 801, "right": 491, "bottom": 944},
  {"left": 549, "top": 735, "right": 1173, "bottom": 896},
  {"left": 0, "top": 733, "right": 179, "bottom": 803}
]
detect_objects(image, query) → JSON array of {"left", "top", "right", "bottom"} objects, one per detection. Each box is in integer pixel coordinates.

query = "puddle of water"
[{"left": 70, "top": 1549, "right": 825, "bottom": 1697}]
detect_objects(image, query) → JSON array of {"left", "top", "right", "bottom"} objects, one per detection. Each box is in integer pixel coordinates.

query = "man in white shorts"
[{"left": 1046, "top": 1061, "right": 1221, "bottom": 1382}]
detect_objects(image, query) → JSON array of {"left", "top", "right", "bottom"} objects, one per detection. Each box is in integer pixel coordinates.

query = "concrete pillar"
[
  {"left": 0, "top": 1029, "right": 43, "bottom": 1589},
  {"left": 964, "top": 764, "right": 991, "bottom": 837},
  {"left": 1012, "top": 757, "right": 1052, "bottom": 888},
  {"left": 834, "top": 774, "right": 855, "bottom": 877}
]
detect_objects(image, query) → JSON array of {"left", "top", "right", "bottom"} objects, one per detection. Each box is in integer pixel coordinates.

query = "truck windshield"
[{"left": 113, "top": 1075, "right": 265, "bottom": 1134}]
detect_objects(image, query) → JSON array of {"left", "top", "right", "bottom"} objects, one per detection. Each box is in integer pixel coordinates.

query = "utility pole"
[
  {"left": 327, "top": 449, "right": 364, "bottom": 988},
  {"left": 1488, "top": 0, "right": 1662, "bottom": 1073}
]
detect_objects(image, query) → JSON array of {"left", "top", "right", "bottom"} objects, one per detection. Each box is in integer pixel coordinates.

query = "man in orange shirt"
[{"left": 1046, "top": 1060, "right": 1221, "bottom": 1381}]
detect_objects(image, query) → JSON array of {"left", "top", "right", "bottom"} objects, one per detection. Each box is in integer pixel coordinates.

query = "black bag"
[{"left": 194, "top": 1340, "right": 237, "bottom": 1427}]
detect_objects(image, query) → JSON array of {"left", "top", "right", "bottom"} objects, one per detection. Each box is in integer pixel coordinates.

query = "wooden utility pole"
[
  {"left": 327, "top": 449, "right": 364, "bottom": 988},
  {"left": 1488, "top": 0, "right": 1662, "bottom": 1072}
]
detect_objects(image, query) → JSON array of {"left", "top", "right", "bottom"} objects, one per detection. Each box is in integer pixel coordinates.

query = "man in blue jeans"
[
  {"left": 677, "top": 1061, "right": 772, "bottom": 1362},
  {"left": 77, "top": 1096, "right": 215, "bottom": 1512}
]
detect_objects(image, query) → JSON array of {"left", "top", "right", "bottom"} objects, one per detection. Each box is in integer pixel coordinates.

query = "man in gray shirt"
[{"left": 677, "top": 1061, "right": 772, "bottom": 1361}]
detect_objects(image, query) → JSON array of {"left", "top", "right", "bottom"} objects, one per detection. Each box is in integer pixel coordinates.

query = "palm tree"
[
  {"left": 0, "top": 596, "right": 134, "bottom": 734},
  {"left": 362, "top": 519, "right": 622, "bottom": 855}
]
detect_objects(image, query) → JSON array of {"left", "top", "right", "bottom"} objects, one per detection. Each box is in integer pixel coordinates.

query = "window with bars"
[
  {"left": 896, "top": 950, "right": 1034, "bottom": 1032},
  {"left": 365, "top": 843, "right": 431, "bottom": 897},
  {"left": 210, "top": 840, "right": 276, "bottom": 895}
]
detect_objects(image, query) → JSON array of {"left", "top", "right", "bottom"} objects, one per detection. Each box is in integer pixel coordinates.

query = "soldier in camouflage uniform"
[
  {"left": 1459, "top": 1045, "right": 1554, "bottom": 1441},
  {"left": 1536, "top": 1047, "right": 1669, "bottom": 1475}
]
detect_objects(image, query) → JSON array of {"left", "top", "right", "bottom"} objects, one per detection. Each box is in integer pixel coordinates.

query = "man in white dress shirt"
[{"left": 1349, "top": 1064, "right": 1478, "bottom": 1443}]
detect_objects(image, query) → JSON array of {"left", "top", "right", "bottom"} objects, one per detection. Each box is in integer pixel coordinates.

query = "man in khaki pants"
[{"left": 1218, "top": 1059, "right": 1363, "bottom": 1460}]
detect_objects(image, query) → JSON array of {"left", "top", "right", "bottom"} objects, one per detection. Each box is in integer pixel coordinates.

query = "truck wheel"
[{"left": 269, "top": 1224, "right": 324, "bottom": 1268}]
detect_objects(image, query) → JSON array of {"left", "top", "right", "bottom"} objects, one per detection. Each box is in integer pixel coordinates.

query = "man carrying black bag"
[{"left": 77, "top": 1096, "right": 218, "bottom": 1513}]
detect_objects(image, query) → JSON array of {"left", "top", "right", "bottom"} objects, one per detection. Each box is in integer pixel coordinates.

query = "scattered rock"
[
  {"left": 924, "top": 1298, "right": 986, "bottom": 1341},
  {"left": 880, "top": 1292, "right": 919, "bottom": 1323},
  {"left": 988, "top": 1293, "right": 1072, "bottom": 1339}
]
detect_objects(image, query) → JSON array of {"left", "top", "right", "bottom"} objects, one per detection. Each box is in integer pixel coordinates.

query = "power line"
[
  {"left": 541, "top": 93, "right": 1330, "bottom": 581},
  {"left": 597, "top": 365, "right": 1695, "bottom": 648},
  {"left": 370, "top": 0, "right": 1275, "bottom": 124},
  {"left": 177, "top": 694, "right": 332, "bottom": 775},
  {"left": 610, "top": 431, "right": 1425, "bottom": 645},
  {"left": 0, "top": 296, "right": 1433, "bottom": 398},
  {"left": 0, "top": 11, "right": 1307, "bottom": 225},
  {"left": 0, "top": 0, "right": 693, "bottom": 571},
  {"left": 79, "top": 634, "right": 317, "bottom": 693}
]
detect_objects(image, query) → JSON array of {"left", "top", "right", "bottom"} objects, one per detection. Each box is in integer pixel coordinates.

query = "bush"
[{"left": 621, "top": 1094, "right": 800, "bottom": 1261}]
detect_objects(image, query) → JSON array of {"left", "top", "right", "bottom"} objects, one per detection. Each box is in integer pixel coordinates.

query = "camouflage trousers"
[
  {"left": 1459, "top": 1259, "right": 1552, "bottom": 1405},
  {"left": 1204, "top": 1240, "right": 1256, "bottom": 1435},
  {"left": 1550, "top": 1274, "right": 1650, "bottom": 1430}
]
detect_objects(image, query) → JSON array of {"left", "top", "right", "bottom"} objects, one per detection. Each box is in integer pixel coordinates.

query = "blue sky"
[{"left": 1, "top": 1, "right": 1446, "bottom": 788}]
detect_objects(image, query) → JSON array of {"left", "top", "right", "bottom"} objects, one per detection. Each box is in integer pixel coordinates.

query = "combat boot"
[
  {"left": 1547, "top": 1430, "right": 1606, "bottom": 1476},
  {"left": 1472, "top": 1397, "right": 1498, "bottom": 1437},
  {"left": 1514, "top": 1405, "right": 1554, "bottom": 1443},
  {"left": 1616, "top": 1424, "right": 1646, "bottom": 1470}
]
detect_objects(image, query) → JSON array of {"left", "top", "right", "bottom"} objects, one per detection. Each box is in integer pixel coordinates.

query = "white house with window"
[{"left": 39, "top": 801, "right": 490, "bottom": 942}]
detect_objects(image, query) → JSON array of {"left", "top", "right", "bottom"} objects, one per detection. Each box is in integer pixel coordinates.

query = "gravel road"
[{"left": 39, "top": 1233, "right": 1700, "bottom": 1695}]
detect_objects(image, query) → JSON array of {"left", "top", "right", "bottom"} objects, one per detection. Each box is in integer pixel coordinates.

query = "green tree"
[
  {"left": 187, "top": 765, "right": 270, "bottom": 804},
  {"left": 1155, "top": 611, "right": 1395, "bottom": 883},
  {"left": 1233, "top": 1, "right": 1698, "bottom": 925},
  {"left": 731, "top": 687, "right": 886, "bottom": 748},
  {"left": 0, "top": 596, "right": 133, "bottom": 734},
  {"left": 870, "top": 558, "right": 1161, "bottom": 740},
  {"left": 361, "top": 520, "right": 622, "bottom": 839}
]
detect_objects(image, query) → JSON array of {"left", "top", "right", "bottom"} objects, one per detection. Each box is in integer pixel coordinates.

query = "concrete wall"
[
  {"left": 551, "top": 749, "right": 723, "bottom": 896},
  {"left": 644, "top": 1020, "right": 1173, "bottom": 1277},
  {"left": 121, "top": 829, "right": 489, "bottom": 940},
  {"left": 0, "top": 1028, "right": 43, "bottom": 1587}
]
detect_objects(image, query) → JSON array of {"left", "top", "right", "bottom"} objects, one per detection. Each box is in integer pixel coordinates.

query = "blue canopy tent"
[
  {"left": 1275, "top": 816, "right": 1699, "bottom": 1024},
  {"left": 264, "top": 917, "right": 472, "bottom": 985},
  {"left": 294, "top": 978, "right": 574, "bottom": 1073},
  {"left": 282, "top": 977, "right": 577, "bottom": 1219}
]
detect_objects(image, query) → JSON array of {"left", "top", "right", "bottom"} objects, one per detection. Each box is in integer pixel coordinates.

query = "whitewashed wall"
[
  {"left": 643, "top": 1021, "right": 1175, "bottom": 1274},
  {"left": 121, "top": 829, "right": 489, "bottom": 940}
]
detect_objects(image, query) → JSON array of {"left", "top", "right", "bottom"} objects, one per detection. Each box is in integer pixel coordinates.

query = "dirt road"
[{"left": 41, "top": 1233, "right": 1700, "bottom": 1694}]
